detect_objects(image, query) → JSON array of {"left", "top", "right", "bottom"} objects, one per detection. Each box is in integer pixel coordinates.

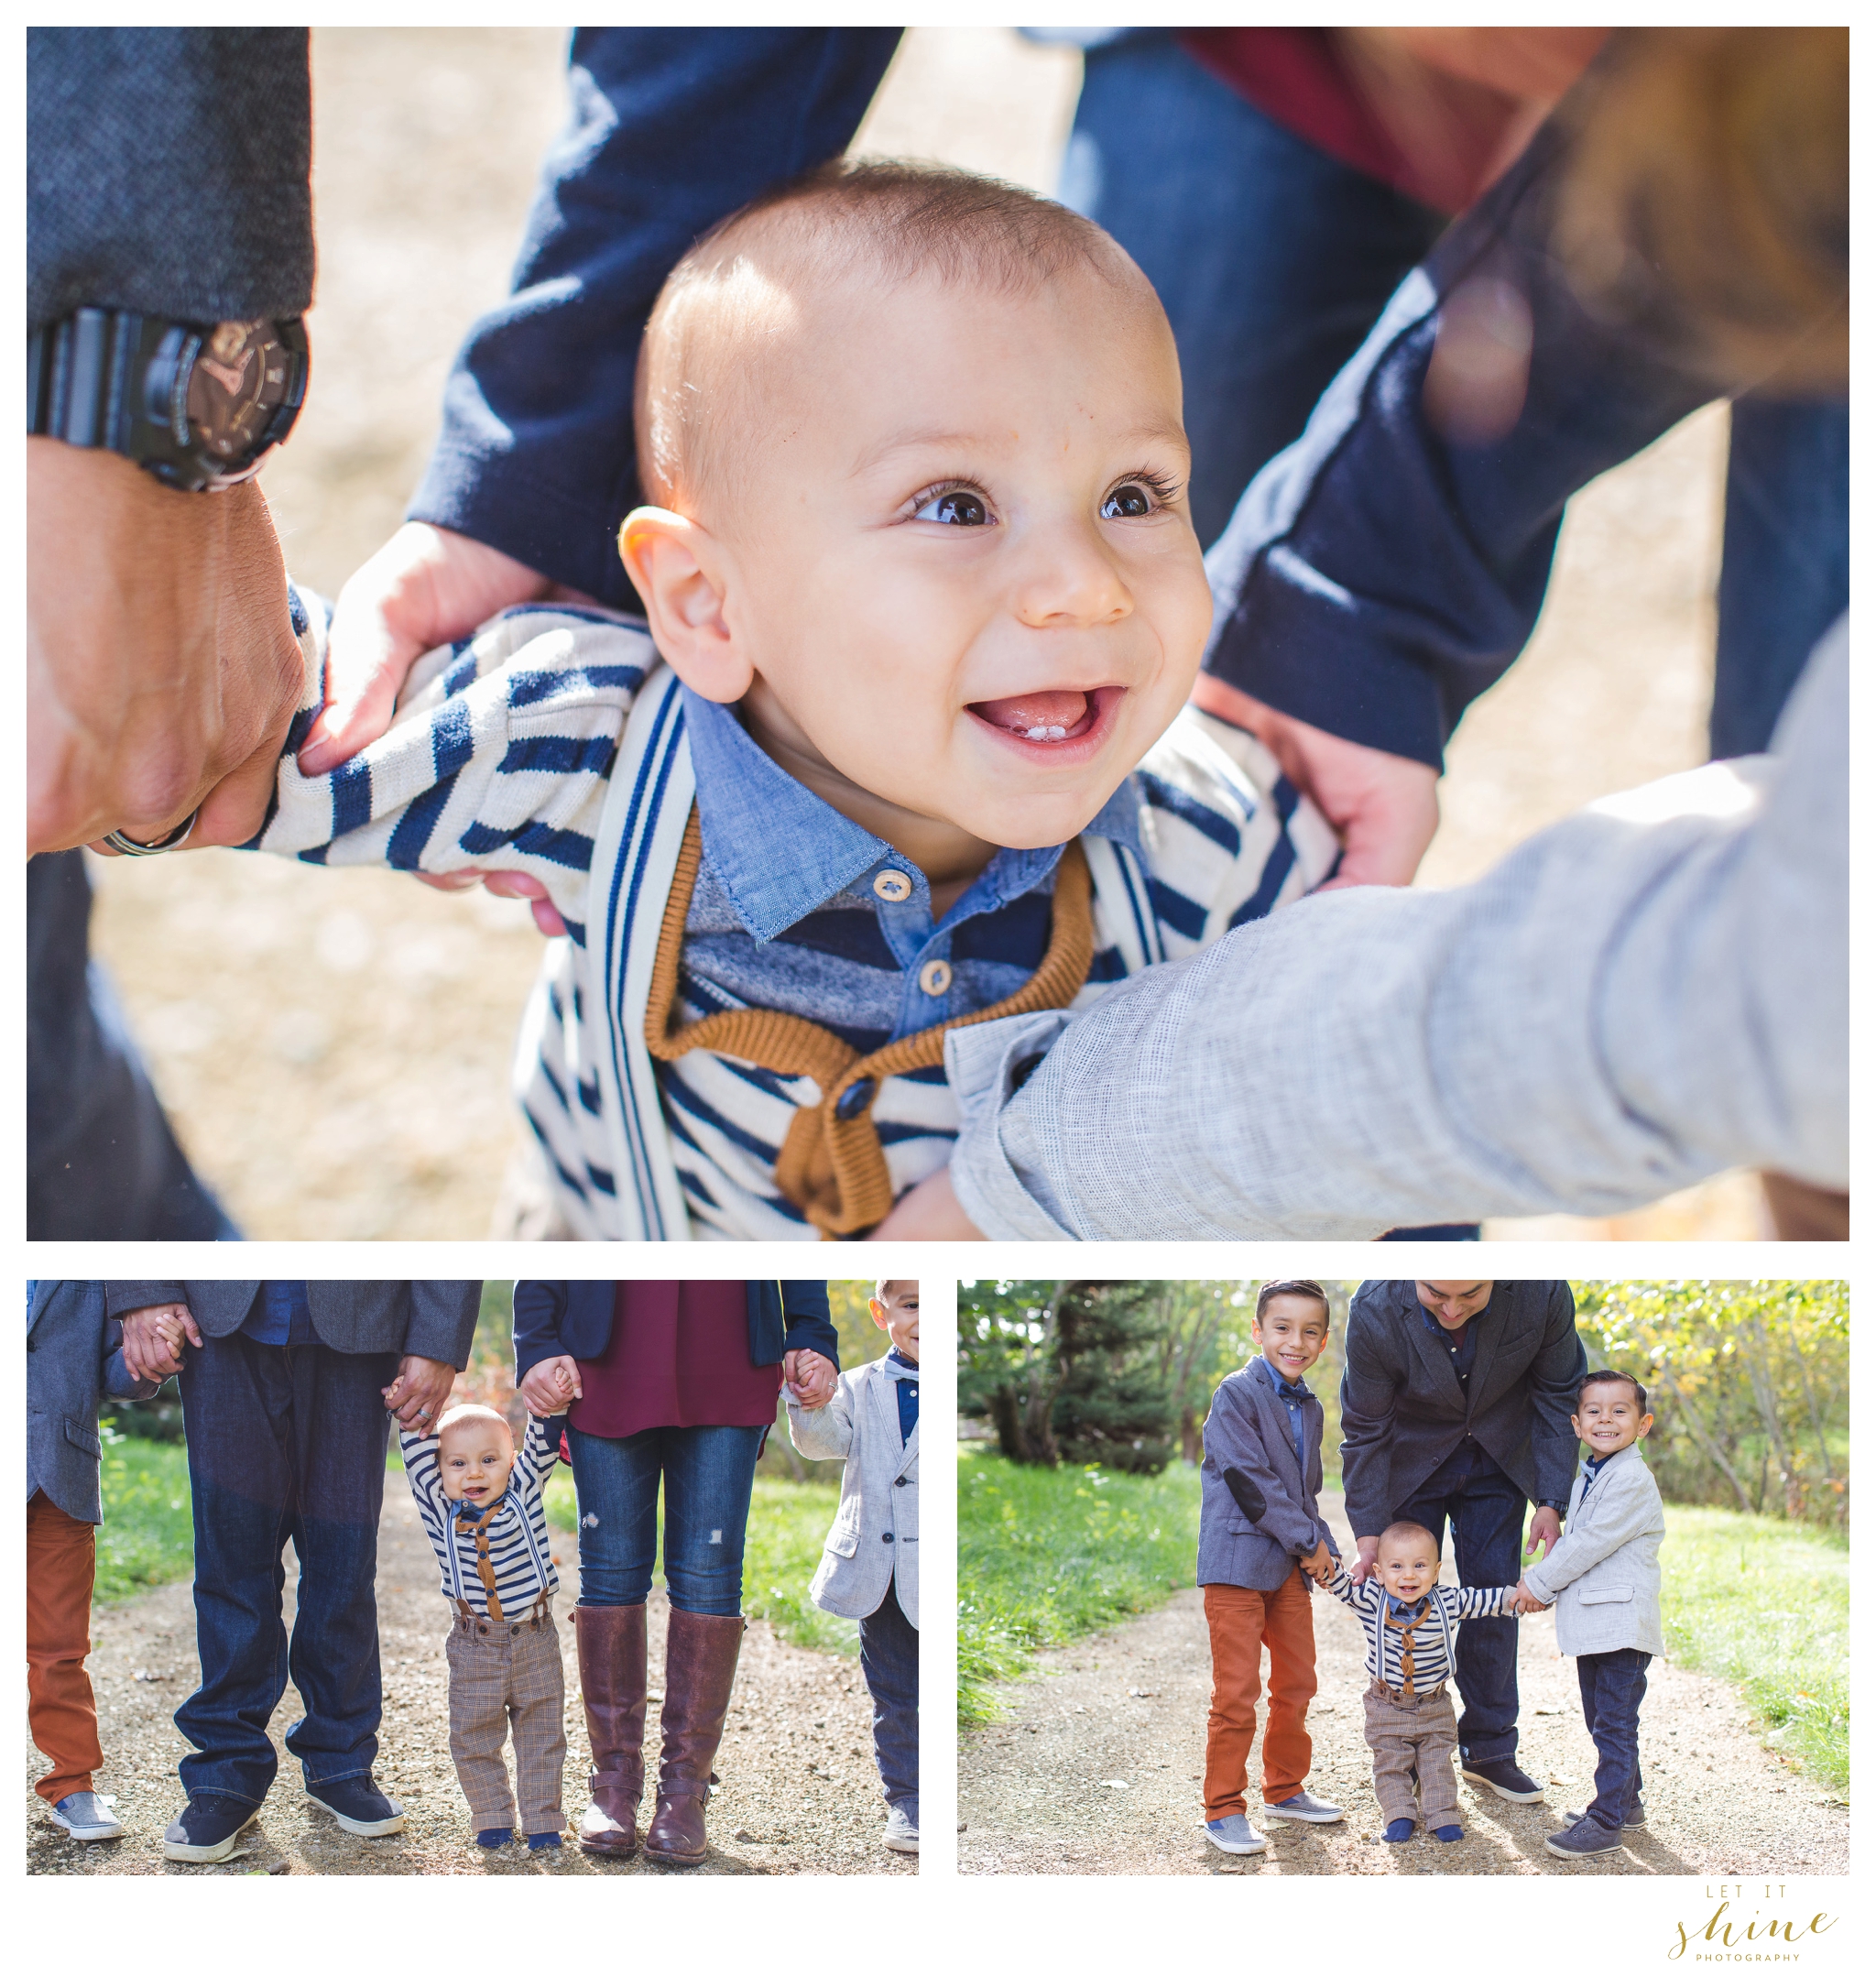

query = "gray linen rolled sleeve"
[{"left": 946, "top": 619, "right": 1848, "bottom": 1239}]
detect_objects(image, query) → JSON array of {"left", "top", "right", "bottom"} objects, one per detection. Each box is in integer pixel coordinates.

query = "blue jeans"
[
  {"left": 1070, "top": 34, "right": 1847, "bottom": 751},
  {"left": 859, "top": 1576, "right": 918, "bottom": 1815},
  {"left": 565, "top": 1424, "right": 765, "bottom": 1616},
  {"left": 1396, "top": 1459, "right": 1528, "bottom": 1766},
  {"left": 27, "top": 850, "right": 238, "bottom": 1240},
  {"left": 1576, "top": 1646, "right": 1650, "bottom": 1829},
  {"left": 176, "top": 1336, "right": 393, "bottom": 1807}
]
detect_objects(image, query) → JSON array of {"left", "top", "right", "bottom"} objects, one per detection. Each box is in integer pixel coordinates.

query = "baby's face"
[
  {"left": 1379, "top": 1538, "right": 1438, "bottom": 1602},
  {"left": 704, "top": 265, "right": 1210, "bottom": 852},
  {"left": 439, "top": 1421, "right": 516, "bottom": 1506}
]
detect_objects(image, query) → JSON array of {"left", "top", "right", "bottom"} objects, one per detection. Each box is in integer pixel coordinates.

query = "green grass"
[
  {"left": 1657, "top": 1504, "right": 1849, "bottom": 1795},
  {"left": 958, "top": 1446, "right": 1200, "bottom": 1727},
  {"left": 541, "top": 1469, "right": 856, "bottom": 1655},
  {"left": 94, "top": 1434, "right": 194, "bottom": 1602}
]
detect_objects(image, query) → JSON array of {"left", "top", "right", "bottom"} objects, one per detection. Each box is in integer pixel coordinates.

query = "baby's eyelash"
[
  {"left": 900, "top": 477, "right": 992, "bottom": 519},
  {"left": 1118, "top": 467, "right": 1182, "bottom": 504}
]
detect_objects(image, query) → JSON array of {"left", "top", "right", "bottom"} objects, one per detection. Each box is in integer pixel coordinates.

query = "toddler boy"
[
  {"left": 395, "top": 1392, "right": 568, "bottom": 1851},
  {"left": 249, "top": 159, "right": 1336, "bottom": 1240},
  {"left": 1325, "top": 1523, "right": 1520, "bottom": 1842},
  {"left": 1196, "top": 1280, "right": 1346, "bottom": 1858},
  {"left": 1514, "top": 1369, "right": 1664, "bottom": 1861},
  {"left": 786, "top": 1280, "right": 920, "bottom": 1853}
]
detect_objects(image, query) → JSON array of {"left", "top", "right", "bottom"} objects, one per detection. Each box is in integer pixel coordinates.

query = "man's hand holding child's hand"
[
  {"left": 380, "top": 1355, "right": 456, "bottom": 1436},
  {"left": 119, "top": 1303, "right": 201, "bottom": 1384}
]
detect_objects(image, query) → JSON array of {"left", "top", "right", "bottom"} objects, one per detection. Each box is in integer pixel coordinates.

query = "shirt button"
[
  {"left": 873, "top": 869, "right": 912, "bottom": 902},
  {"left": 918, "top": 958, "right": 952, "bottom": 997}
]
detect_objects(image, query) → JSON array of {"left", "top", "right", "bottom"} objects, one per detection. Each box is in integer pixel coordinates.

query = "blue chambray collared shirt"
[{"left": 682, "top": 684, "right": 1143, "bottom": 1042}]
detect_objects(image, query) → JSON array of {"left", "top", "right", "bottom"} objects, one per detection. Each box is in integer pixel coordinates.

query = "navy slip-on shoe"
[
  {"left": 162, "top": 1797, "right": 262, "bottom": 1863},
  {"left": 306, "top": 1777, "right": 407, "bottom": 1838},
  {"left": 1461, "top": 1759, "right": 1546, "bottom": 1803}
]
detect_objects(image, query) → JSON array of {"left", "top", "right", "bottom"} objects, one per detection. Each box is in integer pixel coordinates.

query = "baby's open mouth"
[{"left": 966, "top": 686, "right": 1116, "bottom": 748}]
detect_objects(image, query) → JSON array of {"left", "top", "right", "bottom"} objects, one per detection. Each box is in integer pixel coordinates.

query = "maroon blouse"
[{"left": 564, "top": 1280, "right": 781, "bottom": 1438}]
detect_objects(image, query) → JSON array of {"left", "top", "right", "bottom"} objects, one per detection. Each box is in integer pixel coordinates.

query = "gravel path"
[
  {"left": 958, "top": 1495, "right": 1848, "bottom": 1876},
  {"left": 27, "top": 1483, "right": 911, "bottom": 1878}
]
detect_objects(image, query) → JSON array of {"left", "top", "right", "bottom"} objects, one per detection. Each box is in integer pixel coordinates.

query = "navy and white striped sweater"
[
  {"left": 256, "top": 596, "right": 1339, "bottom": 1239},
  {"left": 402, "top": 1414, "right": 561, "bottom": 1620},
  {"left": 1326, "top": 1564, "right": 1515, "bottom": 1693}
]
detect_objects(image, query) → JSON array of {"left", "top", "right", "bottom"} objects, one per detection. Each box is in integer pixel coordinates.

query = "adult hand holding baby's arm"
[
  {"left": 118, "top": 1304, "right": 201, "bottom": 1384},
  {"left": 1347, "top": 1537, "right": 1381, "bottom": 1589},
  {"left": 384, "top": 1355, "right": 455, "bottom": 1436},
  {"left": 520, "top": 1355, "right": 583, "bottom": 1418}
]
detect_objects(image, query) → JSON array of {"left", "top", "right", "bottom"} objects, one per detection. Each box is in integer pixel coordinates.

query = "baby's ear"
[{"left": 617, "top": 507, "right": 753, "bottom": 704}]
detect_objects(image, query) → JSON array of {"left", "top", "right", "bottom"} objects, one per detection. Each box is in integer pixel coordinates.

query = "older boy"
[
  {"left": 247, "top": 160, "right": 1336, "bottom": 1240},
  {"left": 786, "top": 1280, "right": 920, "bottom": 1853},
  {"left": 397, "top": 1395, "right": 569, "bottom": 1853},
  {"left": 1514, "top": 1369, "right": 1665, "bottom": 1860},
  {"left": 1196, "top": 1281, "right": 1346, "bottom": 1857}
]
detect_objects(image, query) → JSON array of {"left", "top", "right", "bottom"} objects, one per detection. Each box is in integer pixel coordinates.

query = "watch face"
[{"left": 185, "top": 320, "right": 295, "bottom": 464}]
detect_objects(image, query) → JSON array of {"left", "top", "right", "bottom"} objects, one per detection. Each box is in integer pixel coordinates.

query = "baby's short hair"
[
  {"left": 634, "top": 158, "right": 1151, "bottom": 514},
  {"left": 1577, "top": 1368, "right": 1649, "bottom": 1413},
  {"left": 1378, "top": 1521, "right": 1440, "bottom": 1561},
  {"left": 437, "top": 1403, "right": 513, "bottom": 1444}
]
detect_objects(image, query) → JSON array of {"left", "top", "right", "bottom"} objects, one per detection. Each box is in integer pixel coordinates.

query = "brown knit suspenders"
[
  {"left": 643, "top": 806, "right": 1096, "bottom": 1238},
  {"left": 454, "top": 1501, "right": 507, "bottom": 1622}
]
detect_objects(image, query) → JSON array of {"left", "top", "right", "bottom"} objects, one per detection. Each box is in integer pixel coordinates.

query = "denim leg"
[
  {"left": 858, "top": 1577, "right": 919, "bottom": 1815},
  {"left": 27, "top": 850, "right": 239, "bottom": 1241},
  {"left": 177, "top": 1338, "right": 298, "bottom": 1806},
  {"left": 1577, "top": 1648, "right": 1649, "bottom": 1829},
  {"left": 1062, "top": 33, "right": 1444, "bottom": 549},
  {"left": 1711, "top": 399, "right": 1850, "bottom": 759},
  {"left": 659, "top": 1426, "right": 766, "bottom": 1616},
  {"left": 566, "top": 1426, "right": 664, "bottom": 1608},
  {"left": 1435, "top": 1469, "right": 1527, "bottom": 1764},
  {"left": 278, "top": 1346, "right": 395, "bottom": 1787}
]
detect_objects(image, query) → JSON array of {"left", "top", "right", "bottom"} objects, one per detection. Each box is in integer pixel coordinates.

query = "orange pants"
[
  {"left": 27, "top": 1491, "right": 104, "bottom": 1804},
  {"left": 1203, "top": 1573, "right": 1317, "bottom": 1818}
]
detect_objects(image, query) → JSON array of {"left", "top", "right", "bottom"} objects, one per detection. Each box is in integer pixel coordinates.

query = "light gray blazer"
[
  {"left": 786, "top": 1359, "right": 919, "bottom": 1629},
  {"left": 1196, "top": 1360, "right": 1339, "bottom": 1591},
  {"left": 27, "top": 1281, "right": 161, "bottom": 1524},
  {"left": 104, "top": 1280, "right": 482, "bottom": 1370},
  {"left": 1522, "top": 1444, "right": 1665, "bottom": 1658},
  {"left": 945, "top": 617, "right": 1847, "bottom": 1239}
]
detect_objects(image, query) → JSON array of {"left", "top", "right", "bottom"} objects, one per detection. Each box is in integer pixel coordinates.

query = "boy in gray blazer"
[
  {"left": 27, "top": 1281, "right": 169, "bottom": 1840},
  {"left": 1512, "top": 1370, "right": 1665, "bottom": 1861},
  {"left": 786, "top": 1281, "right": 920, "bottom": 1856},
  {"left": 1196, "top": 1281, "right": 1346, "bottom": 1858}
]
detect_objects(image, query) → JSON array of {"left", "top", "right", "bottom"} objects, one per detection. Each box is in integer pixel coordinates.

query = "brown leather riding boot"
[
  {"left": 573, "top": 1603, "right": 648, "bottom": 1856},
  {"left": 644, "top": 1609, "right": 744, "bottom": 1866}
]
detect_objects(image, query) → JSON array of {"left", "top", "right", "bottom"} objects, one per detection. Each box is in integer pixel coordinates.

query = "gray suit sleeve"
[
  {"left": 104, "top": 1282, "right": 189, "bottom": 1320},
  {"left": 28, "top": 28, "right": 313, "bottom": 331},
  {"left": 1528, "top": 1283, "right": 1589, "bottom": 1506},
  {"left": 1337, "top": 1299, "right": 1402, "bottom": 1542},
  {"left": 947, "top": 621, "right": 1847, "bottom": 1237},
  {"left": 402, "top": 1283, "right": 483, "bottom": 1373}
]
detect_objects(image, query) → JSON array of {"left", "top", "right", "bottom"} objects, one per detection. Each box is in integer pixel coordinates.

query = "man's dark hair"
[
  {"left": 1255, "top": 1280, "right": 1330, "bottom": 1326},
  {"left": 1577, "top": 1367, "right": 1649, "bottom": 1413}
]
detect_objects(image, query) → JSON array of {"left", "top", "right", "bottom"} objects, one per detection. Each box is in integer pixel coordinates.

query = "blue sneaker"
[
  {"left": 1264, "top": 1788, "right": 1345, "bottom": 1825},
  {"left": 1202, "top": 1814, "right": 1269, "bottom": 1855},
  {"left": 162, "top": 1796, "right": 261, "bottom": 1863},
  {"left": 51, "top": 1792, "right": 124, "bottom": 1841},
  {"left": 306, "top": 1777, "right": 406, "bottom": 1838}
]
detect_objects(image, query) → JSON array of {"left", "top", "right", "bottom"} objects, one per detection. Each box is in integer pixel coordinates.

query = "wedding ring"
[
  {"left": 417, "top": 1408, "right": 431, "bottom": 1420},
  {"left": 102, "top": 808, "right": 201, "bottom": 857}
]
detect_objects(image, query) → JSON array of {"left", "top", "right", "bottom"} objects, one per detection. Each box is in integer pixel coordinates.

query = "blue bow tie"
[
  {"left": 1271, "top": 1371, "right": 1313, "bottom": 1403},
  {"left": 449, "top": 1493, "right": 506, "bottom": 1525}
]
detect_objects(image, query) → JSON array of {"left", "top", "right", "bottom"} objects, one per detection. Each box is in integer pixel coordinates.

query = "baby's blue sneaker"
[
  {"left": 477, "top": 1829, "right": 514, "bottom": 1849},
  {"left": 1434, "top": 1824, "right": 1465, "bottom": 1842},
  {"left": 528, "top": 1831, "right": 562, "bottom": 1851},
  {"left": 1264, "top": 1788, "right": 1345, "bottom": 1825},
  {"left": 51, "top": 1792, "right": 124, "bottom": 1841},
  {"left": 1202, "top": 1814, "right": 1269, "bottom": 1856},
  {"left": 1382, "top": 1819, "right": 1415, "bottom": 1843}
]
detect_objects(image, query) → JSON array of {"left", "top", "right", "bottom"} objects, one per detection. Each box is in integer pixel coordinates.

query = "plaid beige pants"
[
  {"left": 445, "top": 1607, "right": 568, "bottom": 1834},
  {"left": 1362, "top": 1679, "right": 1462, "bottom": 1830}
]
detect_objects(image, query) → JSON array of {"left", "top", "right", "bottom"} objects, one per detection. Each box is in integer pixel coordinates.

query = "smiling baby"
[{"left": 255, "top": 160, "right": 1337, "bottom": 1240}]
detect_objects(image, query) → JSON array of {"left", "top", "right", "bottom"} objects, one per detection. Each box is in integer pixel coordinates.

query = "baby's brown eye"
[
  {"left": 1102, "top": 483, "right": 1155, "bottom": 519},
  {"left": 914, "top": 489, "right": 989, "bottom": 526}
]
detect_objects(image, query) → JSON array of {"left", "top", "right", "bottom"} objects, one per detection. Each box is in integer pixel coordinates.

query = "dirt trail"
[
  {"left": 958, "top": 1495, "right": 1848, "bottom": 1876},
  {"left": 27, "top": 1482, "right": 911, "bottom": 1878}
]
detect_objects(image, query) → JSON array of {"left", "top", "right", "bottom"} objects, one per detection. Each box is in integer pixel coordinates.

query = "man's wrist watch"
[{"left": 27, "top": 307, "right": 308, "bottom": 491}]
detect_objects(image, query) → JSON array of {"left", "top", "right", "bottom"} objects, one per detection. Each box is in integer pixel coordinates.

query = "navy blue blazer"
[{"left": 512, "top": 1281, "right": 837, "bottom": 1382}]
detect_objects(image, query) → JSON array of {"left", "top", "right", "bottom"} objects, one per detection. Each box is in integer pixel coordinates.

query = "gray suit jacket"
[
  {"left": 1197, "top": 1360, "right": 1339, "bottom": 1591},
  {"left": 1338, "top": 1281, "right": 1585, "bottom": 1540},
  {"left": 105, "top": 1281, "right": 483, "bottom": 1371},
  {"left": 28, "top": 1281, "right": 161, "bottom": 1524},
  {"left": 1523, "top": 1445, "right": 1665, "bottom": 1658},
  {"left": 786, "top": 1360, "right": 919, "bottom": 1628}
]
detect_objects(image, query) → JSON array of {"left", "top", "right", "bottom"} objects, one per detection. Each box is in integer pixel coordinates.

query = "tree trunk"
[
  {"left": 1180, "top": 1407, "right": 1203, "bottom": 1465},
  {"left": 1740, "top": 1318, "right": 1800, "bottom": 1514},
  {"left": 1784, "top": 1299, "right": 1836, "bottom": 1480},
  {"left": 1655, "top": 1365, "right": 1756, "bottom": 1512}
]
